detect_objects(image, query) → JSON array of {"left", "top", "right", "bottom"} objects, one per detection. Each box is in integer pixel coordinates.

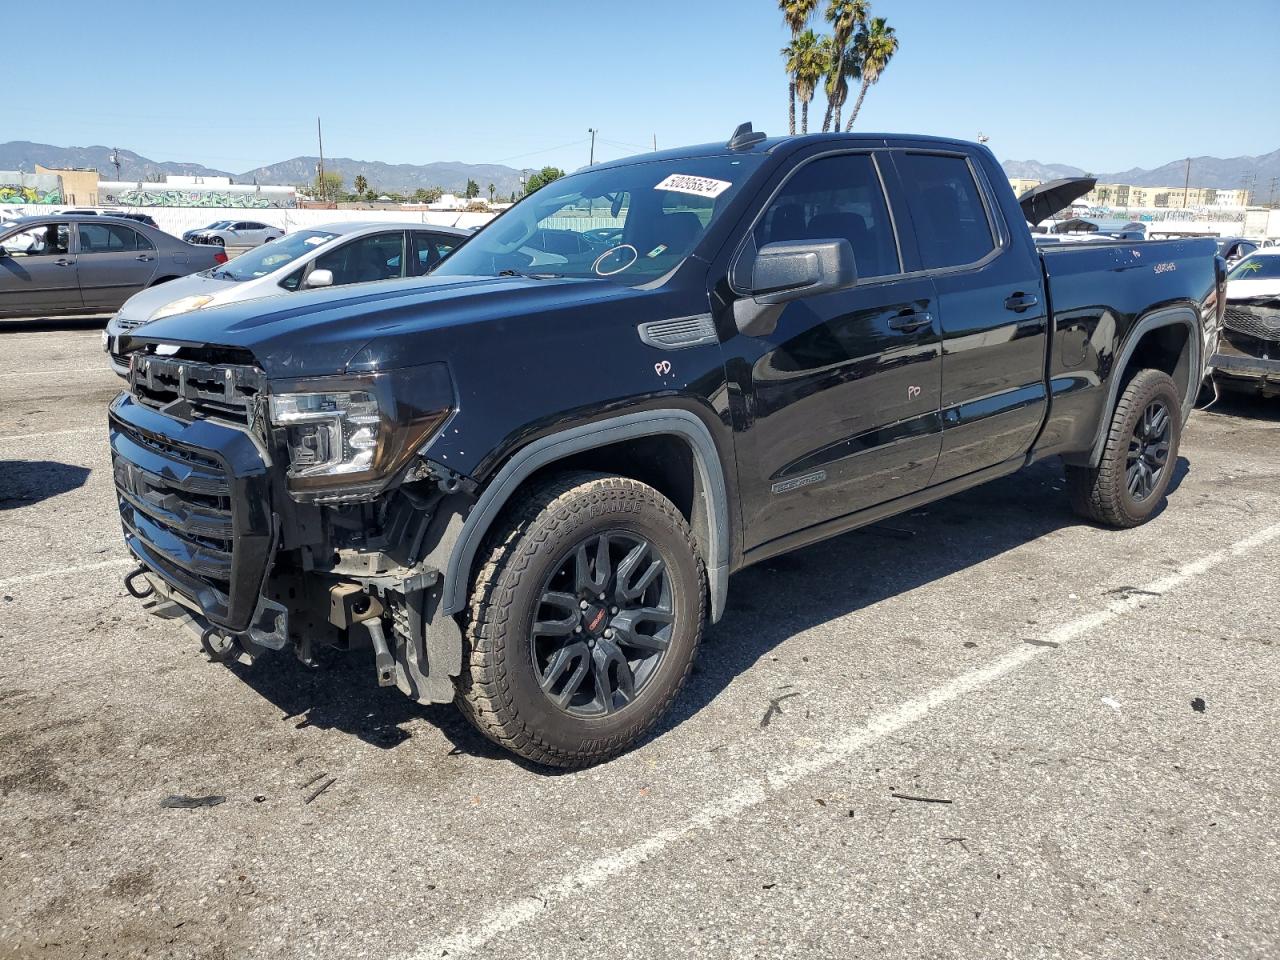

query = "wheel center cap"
[{"left": 583, "top": 604, "right": 608, "bottom": 634}]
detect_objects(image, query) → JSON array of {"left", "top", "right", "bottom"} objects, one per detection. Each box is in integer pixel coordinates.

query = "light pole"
[{"left": 588, "top": 128, "right": 598, "bottom": 165}]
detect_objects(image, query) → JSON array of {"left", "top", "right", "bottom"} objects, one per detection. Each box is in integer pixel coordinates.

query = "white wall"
[{"left": 0, "top": 204, "right": 498, "bottom": 238}]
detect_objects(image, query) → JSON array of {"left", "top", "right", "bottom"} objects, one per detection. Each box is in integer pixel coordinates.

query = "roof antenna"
[{"left": 727, "top": 122, "right": 767, "bottom": 150}]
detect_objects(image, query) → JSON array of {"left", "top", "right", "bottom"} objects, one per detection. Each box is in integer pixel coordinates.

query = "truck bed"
[{"left": 1034, "top": 237, "right": 1221, "bottom": 462}]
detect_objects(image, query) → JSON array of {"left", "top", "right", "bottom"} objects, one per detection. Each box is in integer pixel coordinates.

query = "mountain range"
[
  {"left": 1002, "top": 148, "right": 1280, "bottom": 191},
  {"left": 0, "top": 141, "right": 531, "bottom": 197},
  {"left": 3, "top": 140, "right": 1278, "bottom": 196}
]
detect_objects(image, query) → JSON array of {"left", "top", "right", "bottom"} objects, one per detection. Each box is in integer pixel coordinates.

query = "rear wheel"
[
  {"left": 457, "top": 472, "right": 705, "bottom": 768},
  {"left": 1067, "top": 368, "right": 1182, "bottom": 527}
]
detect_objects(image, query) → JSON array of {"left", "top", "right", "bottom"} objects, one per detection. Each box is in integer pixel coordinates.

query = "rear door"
[
  {"left": 734, "top": 149, "right": 944, "bottom": 551},
  {"left": 410, "top": 230, "right": 463, "bottom": 274},
  {"left": 889, "top": 147, "right": 1048, "bottom": 485},
  {"left": 0, "top": 221, "right": 81, "bottom": 317},
  {"left": 75, "top": 222, "right": 159, "bottom": 311}
]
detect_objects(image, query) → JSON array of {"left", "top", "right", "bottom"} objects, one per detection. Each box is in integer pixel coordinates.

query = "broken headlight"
[{"left": 268, "top": 362, "right": 454, "bottom": 501}]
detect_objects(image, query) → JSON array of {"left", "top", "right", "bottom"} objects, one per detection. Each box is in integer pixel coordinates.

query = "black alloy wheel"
[
  {"left": 531, "top": 532, "right": 675, "bottom": 717},
  {"left": 1126, "top": 399, "right": 1171, "bottom": 501}
]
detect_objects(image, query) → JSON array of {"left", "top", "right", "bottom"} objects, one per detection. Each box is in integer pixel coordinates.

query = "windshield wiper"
[{"left": 497, "top": 269, "right": 562, "bottom": 279}]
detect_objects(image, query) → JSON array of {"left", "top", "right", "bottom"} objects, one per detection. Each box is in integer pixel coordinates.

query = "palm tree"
[
  {"left": 822, "top": 46, "right": 860, "bottom": 132},
  {"left": 820, "top": 0, "right": 868, "bottom": 132},
  {"left": 354, "top": 174, "right": 368, "bottom": 195},
  {"left": 793, "top": 32, "right": 827, "bottom": 134},
  {"left": 779, "top": 0, "right": 819, "bottom": 135},
  {"left": 845, "top": 17, "right": 899, "bottom": 130},
  {"left": 487, "top": 182, "right": 495, "bottom": 202}
]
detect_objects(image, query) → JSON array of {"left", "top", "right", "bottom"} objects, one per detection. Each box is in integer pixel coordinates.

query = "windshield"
[
  {"left": 1228, "top": 255, "right": 1280, "bottom": 282},
  {"left": 213, "top": 229, "right": 338, "bottom": 281},
  {"left": 431, "top": 155, "right": 765, "bottom": 284}
]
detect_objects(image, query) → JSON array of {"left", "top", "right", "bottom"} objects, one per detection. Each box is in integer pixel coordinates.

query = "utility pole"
[
  {"left": 588, "top": 128, "right": 598, "bottom": 165},
  {"left": 110, "top": 148, "right": 121, "bottom": 181},
  {"left": 1268, "top": 176, "right": 1279, "bottom": 209},
  {"left": 653, "top": 133, "right": 657, "bottom": 152},
  {"left": 316, "top": 116, "right": 326, "bottom": 201},
  {"left": 1182, "top": 157, "right": 1191, "bottom": 208}
]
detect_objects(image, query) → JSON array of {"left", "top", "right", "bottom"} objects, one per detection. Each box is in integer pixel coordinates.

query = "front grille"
[
  {"left": 111, "top": 415, "right": 235, "bottom": 615},
  {"left": 1224, "top": 303, "right": 1280, "bottom": 343},
  {"left": 129, "top": 354, "right": 265, "bottom": 426},
  {"left": 110, "top": 392, "right": 274, "bottom": 631}
]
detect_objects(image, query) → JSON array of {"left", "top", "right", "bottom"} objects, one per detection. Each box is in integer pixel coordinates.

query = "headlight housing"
[
  {"left": 149, "top": 294, "right": 215, "bottom": 321},
  {"left": 268, "top": 362, "right": 454, "bottom": 501}
]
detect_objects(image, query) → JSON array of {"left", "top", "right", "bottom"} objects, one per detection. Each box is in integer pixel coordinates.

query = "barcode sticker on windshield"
[
  {"left": 655, "top": 174, "right": 732, "bottom": 198},
  {"left": 304, "top": 235, "right": 328, "bottom": 245}
]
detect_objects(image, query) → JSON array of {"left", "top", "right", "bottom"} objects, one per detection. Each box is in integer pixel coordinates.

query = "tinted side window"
[
  {"left": 314, "top": 232, "right": 405, "bottom": 285},
  {"left": 412, "top": 231, "right": 461, "bottom": 274},
  {"left": 78, "top": 223, "right": 136, "bottom": 253},
  {"left": 133, "top": 229, "right": 155, "bottom": 251},
  {"left": 755, "top": 154, "right": 899, "bottom": 278},
  {"left": 896, "top": 153, "right": 996, "bottom": 269}
]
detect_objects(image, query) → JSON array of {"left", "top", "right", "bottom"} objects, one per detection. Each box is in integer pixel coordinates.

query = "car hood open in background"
[
  {"left": 122, "top": 274, "right": 635, "bottom": 378},
  {"left": 1017, "top": 177, "right": 1098, "bottom": 225}
]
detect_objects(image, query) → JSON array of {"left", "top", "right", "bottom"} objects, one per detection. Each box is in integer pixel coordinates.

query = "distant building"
[
  {"left": 1007, "top": 178, "right": 1042, "bottom": 197},
  {"left": 1006, "top": 176, "right": 1253, "bottom": 211}
]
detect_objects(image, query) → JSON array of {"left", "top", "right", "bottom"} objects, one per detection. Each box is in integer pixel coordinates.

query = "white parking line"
[
  {"left": 0, "top": 426, "right": 105, "bottom": 443},
  {"left": 0, "top": 366, "right": 116, "bottom": 380},
  {"left": 410, "top": 519, "right": 1280, "bottom": 960},
  {"left": 0, "top": 557, "right": 133, "bottom": 591}
]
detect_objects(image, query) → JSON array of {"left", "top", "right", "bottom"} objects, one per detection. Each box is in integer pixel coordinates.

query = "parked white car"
[
  {"left": 187, "top": 219, "right": 283, "bottom": 248},
  {"left": 104, "top": 220, "right": 470, "bottom": 374}
]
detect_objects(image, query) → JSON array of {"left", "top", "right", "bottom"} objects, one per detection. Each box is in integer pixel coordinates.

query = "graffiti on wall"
[
  {"left": 101, "top": 188, "right": 295, "bottom": 209},
  {"left": 0, "top": 172, "right": 63, "bottom": 205}
]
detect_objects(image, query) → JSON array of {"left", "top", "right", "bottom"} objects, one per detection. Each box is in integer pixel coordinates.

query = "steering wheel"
[{"left": 591, "top": 244, "right": 638, "bottom": 276}]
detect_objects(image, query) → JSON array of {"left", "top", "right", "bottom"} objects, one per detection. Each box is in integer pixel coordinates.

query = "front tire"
[
  {"left": 456, "top": 472, "right": 705, "bottom": 768},
  {"left": 1067, "top": 368, "right": 1182, "bottom": 527}
]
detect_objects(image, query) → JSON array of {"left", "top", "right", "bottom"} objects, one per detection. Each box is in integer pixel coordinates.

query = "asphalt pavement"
[{"left": 1, "top": 324, "right": 1278, "bottom": 959}]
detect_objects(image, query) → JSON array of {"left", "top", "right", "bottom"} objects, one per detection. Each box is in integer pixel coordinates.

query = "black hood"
[
  {"left": 124, "top": 274, "right": 636, "bottom": 378},
  {"left": 1017, "top": 177, "right": 1097, "bottom": 225}
]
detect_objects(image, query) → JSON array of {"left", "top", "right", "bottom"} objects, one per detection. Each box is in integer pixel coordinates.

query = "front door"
[
  {"left": 0, "top": 221, "right": 80, "bottom": 318},
  {"left": 75, "top": 222, "right": 159, "bottom": 311},
  {"left": 735, "top": 151, "right": 944, "bottom": 552}
]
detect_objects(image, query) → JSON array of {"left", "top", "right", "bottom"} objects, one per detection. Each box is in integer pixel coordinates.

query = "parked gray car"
[
  {"left": 104, "top": 220, "right": 469, "bottom": 373},
  {"left": 186, "top": 219, "right": 282, "bottom": 247},
  {"left": 0, "top": 214, "right": 226, "bottom": 320}
]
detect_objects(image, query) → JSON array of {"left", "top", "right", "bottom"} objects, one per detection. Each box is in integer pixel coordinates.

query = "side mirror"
[
  {"left": 0, "top": 246, "right": 8, "bottom": 258},
  {"left": 733, "top": 239, "right": 858, "bottom": 337},
  {"left": 303, "top": 268, "right": 334, "bottom": 289}
]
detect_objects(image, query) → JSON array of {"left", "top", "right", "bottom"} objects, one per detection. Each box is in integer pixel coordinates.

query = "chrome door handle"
[
  {"left": 54, "top": 258, "right": 74, "bottom": 267},
  {"left": 135, "top": 255, "right": 154, "bottom": 262},
  {"left": 1004, "top": 293, "right": 1039, "bottom": 313},
  {"left": 888, "top": 310, "right": 933, "bottom": 332}
]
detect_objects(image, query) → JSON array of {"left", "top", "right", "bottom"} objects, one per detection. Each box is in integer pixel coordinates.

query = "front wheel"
[
  {"left": 457, "top": 472, "right": 705, "bottom": 768},
  {"left": 1067, "top": 368, "right": 1183, "bottom": 527}
]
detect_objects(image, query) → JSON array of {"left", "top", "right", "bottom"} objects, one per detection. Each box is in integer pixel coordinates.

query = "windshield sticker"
[
  {"left": 646, "top": 244, "right": 668, "bottom": 259},
  {"left": 654, "top": 174, "right": 732, "bottom": 198},
  {"left": 303, "top": 235, "right": 328, "bottom": 245}
]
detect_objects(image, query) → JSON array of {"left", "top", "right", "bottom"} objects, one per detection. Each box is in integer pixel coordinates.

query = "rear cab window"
[{"left": 895, "top": 152, "right": 998, "bottom": 270}]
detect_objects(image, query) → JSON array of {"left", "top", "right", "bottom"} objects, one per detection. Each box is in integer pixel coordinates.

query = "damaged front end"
[
  {"left": 1213, "top": 297, "right": 1280, "bottom": 397},
  {"left": 109, "top": 344, "right": 473, "bottom": 704}
]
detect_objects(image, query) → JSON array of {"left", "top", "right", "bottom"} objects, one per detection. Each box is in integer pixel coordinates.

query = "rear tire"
[
  {"left": 1067, "top": 368, "right": 1182, "bottom": 528},
  {"left": 456, "top": 472, "right": 705, "bottom": 768}
]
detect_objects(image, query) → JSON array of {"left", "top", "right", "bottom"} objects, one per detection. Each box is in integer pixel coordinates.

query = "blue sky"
[{"left": 12, "top": 0, "right": 1278, "bottom": 175}]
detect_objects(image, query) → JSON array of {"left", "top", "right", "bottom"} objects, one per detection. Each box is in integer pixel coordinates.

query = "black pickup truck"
[{"left": 110, "top": 126, "right": 1224, "bottom": 767}]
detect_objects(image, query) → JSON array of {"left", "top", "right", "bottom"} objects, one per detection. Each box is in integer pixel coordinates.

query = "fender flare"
[
  {"left": 1086, "top": 305, "right": 1201, "bottom": 467},
  {"left": 438, "top": 409, "right": 732, "bottom": 623}
]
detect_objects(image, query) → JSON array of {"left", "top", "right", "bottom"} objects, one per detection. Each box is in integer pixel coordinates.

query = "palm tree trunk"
[
  {"left": 788, "top": 80, "right": 797, "bottom": 135},
  {"left": 801, "top": 100, "right": 809, "bottom": 134},
  {"left": 845, "top": 79, "right": 870, "bottom": 131},
  {"left": 821, "top": 101, "right": 833, "bottom": 133},
  {"left": 832, "top": 102, "right": 842, "bottom": 133}
]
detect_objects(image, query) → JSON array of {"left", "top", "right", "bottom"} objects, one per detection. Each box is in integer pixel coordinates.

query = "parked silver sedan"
[
  {"left": 104, "top": 220, "right": 470, "bottom": 373},
  {"left": 185, "top": 219, "right": 283, "bottom": 248},
  {"left": 0, "top": 214, "right": 226, "bottom": 320}
]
